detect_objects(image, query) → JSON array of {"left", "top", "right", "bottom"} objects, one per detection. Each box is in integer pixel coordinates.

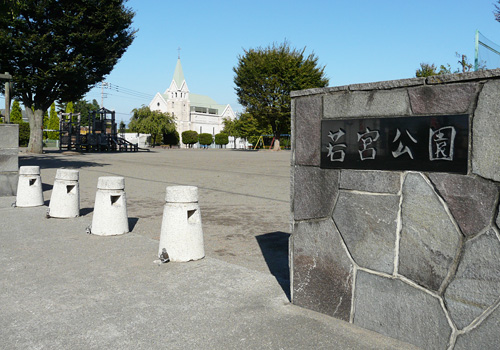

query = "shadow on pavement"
[
  {"left": 20, "top": 154, "right": 109, "bottom": 170},
  {"left": 256, "top": 231, "right": 291, "bottom": 300},
  {"left": 128, "top": 217, "right": 139, "bottom": 232},
  {"left": 80, "top": 207, "right": 94, "bottom": 216}
]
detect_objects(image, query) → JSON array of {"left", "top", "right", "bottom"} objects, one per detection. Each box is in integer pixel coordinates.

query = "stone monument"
[{"left": 290, "top": 69, "right": 500, "bottom": 349}]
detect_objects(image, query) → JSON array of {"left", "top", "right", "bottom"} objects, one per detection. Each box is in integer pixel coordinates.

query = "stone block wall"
[
  {"left": 290, "top": 69, "right": 500, "bottom": 349},
  {"left": 0, "top": 124, "right": 19, "bottom": 196}
]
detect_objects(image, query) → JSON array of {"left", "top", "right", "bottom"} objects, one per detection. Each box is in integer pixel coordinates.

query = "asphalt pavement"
[{"left": 0, "top": 148, "right": 420, "bottom": 349}]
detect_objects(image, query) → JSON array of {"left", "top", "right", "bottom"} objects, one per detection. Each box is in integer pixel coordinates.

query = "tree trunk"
[{"left": 27, "top": 108, "right": 44, "bottom": 154}]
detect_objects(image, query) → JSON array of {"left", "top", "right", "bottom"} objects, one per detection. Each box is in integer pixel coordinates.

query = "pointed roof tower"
[{"left": 173, "top": 58, "right": 185, "bottom": 89}]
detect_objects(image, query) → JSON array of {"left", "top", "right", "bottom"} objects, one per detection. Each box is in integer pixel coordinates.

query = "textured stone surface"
[
  {"left": 426, "top": 68, "right": 500, "bottom": 84},
  {"left": 340, "top": 170, "right": 401, "bottom": 194},
  {"left": 333, "top": 191, "right": 399, "bottom": 274},
  {"left": 0, "top": 172, "right": 18, "bottom": 196},
  {"left": 472, "top": 80, "right": 500, "bottom": 182},
  {"left": 353, "top": 270, "right": 452, "bottom": 349},
  {"left": 0, "top": 149, "right": 19, "bottom": 172},
  {"left": 454, "top": 305, "right": 500, "bottom": 350},
  {"left": 294, "top": 95, "right": 322, "bottom": 166},
  {"left": 292, "top": 219, "right": 353, "bottom": 320},
  {"left": 324, "top": 89, "right": 411, "bottom": 118},
  {"left": 399, "top": 173, "right": 462, "bottom": 291},
  {"left": 0, "top": 124, "right": 19, "bottom": 148},
  {"left": 348, "top": 77, "right": 425, "bottom": 91},
  {"left": 293, "top": 166, "right": 339, "bottom": 221},
  {"left": 408, "top": 83, "right": 477, "bottom": 114},
  {"left": 444, "top": 229, "right": 500, "bottom": 329},
  {"left": 428, "top": 173, "right": 499, "bottom": 237},
  {"left": 290, "top": 85, "right": 349, "bottom": 98}
]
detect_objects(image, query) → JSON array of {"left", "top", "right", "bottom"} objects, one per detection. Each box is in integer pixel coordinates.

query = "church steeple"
[{"left": 173, "top": 58, "right": 185, "bottom": 90}]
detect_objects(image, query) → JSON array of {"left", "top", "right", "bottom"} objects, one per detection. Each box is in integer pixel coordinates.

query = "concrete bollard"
[
  {"left": 158, "top": 186, "right": 205, "bottom": 262},
  {"left": 16, "top": 166, "right": 44, "bottom": 207},
  {"left": 48, "top": 169, "right": 80, "bottom": 218},
  {"left": 90, "top": 176, "right": 129, "bottom": 236}
]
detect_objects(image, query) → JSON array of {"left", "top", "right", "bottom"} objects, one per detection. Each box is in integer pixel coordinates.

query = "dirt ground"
[{"left": 19, "top": 148, "right": 292, "bottom": 288}]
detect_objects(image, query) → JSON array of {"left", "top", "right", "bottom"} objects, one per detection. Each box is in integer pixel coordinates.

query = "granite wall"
[
  {"left": 0, "top": 124, "right": 19, "bottom": 196},
  {"left": 290, "top": 69, "right": 500, "bottom": 349}
]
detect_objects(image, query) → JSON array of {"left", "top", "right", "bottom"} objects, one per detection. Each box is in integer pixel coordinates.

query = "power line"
[{"left": 96, "top": 82, "right": 153, "bottom": 100}]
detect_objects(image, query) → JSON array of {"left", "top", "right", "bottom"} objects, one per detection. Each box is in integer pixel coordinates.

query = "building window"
[{"left": 157, "top": 102, "right": 160, "bottom": 107}]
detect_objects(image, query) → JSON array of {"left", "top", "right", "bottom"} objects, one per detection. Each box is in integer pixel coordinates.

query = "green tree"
[
  {"left": 214, "top": 133, "right": 229, "bottom": 148},
  {"left": 129, "top": 106, "right": 175, "bottom": 146},
  {"left": 199, "top": 133, "right": 213, "bottom": 148},
  {"left": 0, "top": 0, "right": 135, "bottom": 153},
  {"left": 222, "top": 117, "right": 240, "bottom": 149},
  {"left": 234, "top": 41, "right": 328, "bottom": 150},
  {"left": 163, "top": 130, "right": 180, "bottom": 147},
  {"left": 181, "top": 130, "right": 199, "bottom": 148},
  {"left": 236, "top": 112, "right": 270, "bottom": 146},
  {"left": 65, "top": 102, "right": 75, "bottom": 114},
  {"left": 416, "top": 53, "right": 481, "bottom": 78},
  {"left": 74, "top": 99, "right": 100, "bottom": 126},
  {"left": 47, "top": 103, "right": 60, "bottom": 140},
  {"left": 18, "top": 123, "right": 30, "bottom": 146},
  {"left": 416, "top": 63, "right": 439, "bottom": 77},
  {"left": 10, "top": 100, "right": 24, "bottom": 124}
]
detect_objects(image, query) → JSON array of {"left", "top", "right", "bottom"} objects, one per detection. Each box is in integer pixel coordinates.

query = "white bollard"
[
  {"left": 158, "top": 186, "right": 205, "bottom": 262},
  {"left": 48, "top": 169, "right": 80, "bottom": 218},
  {"left": 16, "top": 166, "right": 44, "bottom": 207},
  {"left": 90, "top": 176, "right": 129, "bottom": 236}
]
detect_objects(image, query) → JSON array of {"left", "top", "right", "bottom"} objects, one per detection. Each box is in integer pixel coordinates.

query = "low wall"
[
  {"left": 290, "top": 69, "right": 500, "bottom": 349},
  {"left": 0, "top": 124, "right": 19, "bottom": 196}
]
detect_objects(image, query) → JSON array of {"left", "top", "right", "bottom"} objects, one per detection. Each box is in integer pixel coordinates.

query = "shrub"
[
  {"left": 163, "top": 130, "right": 179, "bottom": 147},
  {"left": 18, "top": 123, "right": 30, "bottom": 146},
  {"left": 199, "top": 133, "right": 213, "bottom": 147},
  {"left": 214, "top": 133, "right": 228, "bottom": 148},
  {"left": 181, "top": 130, "right": 198, "bottom": 148}
]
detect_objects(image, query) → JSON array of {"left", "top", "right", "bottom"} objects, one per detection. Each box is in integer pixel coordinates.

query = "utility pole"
[
  {"left": 1, "top": 72, "right": 13, "bottom": 123},
  {"left": 101, "top": 81, "right": 109, "bottom": 108}
]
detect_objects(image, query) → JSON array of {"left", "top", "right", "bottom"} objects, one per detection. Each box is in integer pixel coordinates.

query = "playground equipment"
[
  {"left": 59, "top": 107, "right": 148, "bottom": 152},
  {"left": 253, "top": 134, "right": 291, "bottom": 150}
]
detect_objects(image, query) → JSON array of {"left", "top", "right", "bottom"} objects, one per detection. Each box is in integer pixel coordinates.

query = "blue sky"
[{"left": 5, "top": 1, "right": 500, "bottom": 124}]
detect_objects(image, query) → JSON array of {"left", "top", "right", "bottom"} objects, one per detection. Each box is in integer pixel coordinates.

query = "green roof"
[
  {"left": 172, "top": 59, "right": 185, "bottom": 88},
  {"left": 190, "top": 93, "right": 227, "bottom": 112}
]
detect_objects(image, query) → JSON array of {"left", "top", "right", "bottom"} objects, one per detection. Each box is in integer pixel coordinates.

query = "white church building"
[{"left": 149, "top": 58, "right": 237, "bottom": 147}]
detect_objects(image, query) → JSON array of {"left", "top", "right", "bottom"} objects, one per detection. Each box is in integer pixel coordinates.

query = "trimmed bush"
[
  {"left": 181, "top": 130, "right": 198, "bottom": 148},
  {"left": 19, "top": 123, "right": 30, "bottom": 146},
  {"left": 199, "top": 133, "right": 213, "bottom": 148},
  {"left": 163, "top": 130, "right": 179, "bottom": 147},
  {"left": 214, "top": 133, "right": 228, "bottom": 148}
]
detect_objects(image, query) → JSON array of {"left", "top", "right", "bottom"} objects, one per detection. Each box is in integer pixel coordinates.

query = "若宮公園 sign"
[{"left": 320, "top": 115, "right": 469, "bottom": 173}]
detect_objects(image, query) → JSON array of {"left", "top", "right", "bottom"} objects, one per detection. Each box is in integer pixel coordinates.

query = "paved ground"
[{"left": 0, "top": 148, "right": 420, "bottom": 349}]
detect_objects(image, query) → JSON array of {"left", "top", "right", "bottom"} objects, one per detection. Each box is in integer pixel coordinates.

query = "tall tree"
[
  {"left": 10, "top": 100, "right": 24, "bottom": 124},
  {"left": 74, "top": 99, "right": 100, "bottom": 126},
  {"left": 0, "top": 0, "right": 135, "bottom": 153},
  {"left": 129, "top": 106, "right": 175, "bottom": 146},
  {"left": 236, "top": 112, "right": 270, "bottom": 146},
  {"left": 234, "top": 42, "right": 329, "bottom": 150},
  {"left": 222, "top": 117, "right": 240, "bottom": 149},
  {"left": 47, "top": 102, "right": 60, "bottom": 140}
]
